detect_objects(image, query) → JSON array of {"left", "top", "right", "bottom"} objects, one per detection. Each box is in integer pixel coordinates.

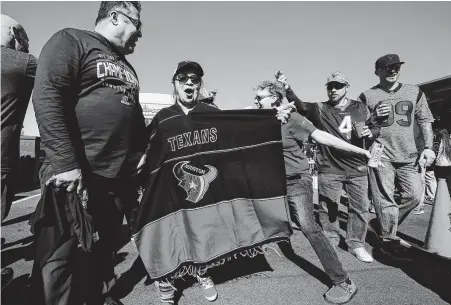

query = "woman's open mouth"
[{"left": 184, "top": 88, "right": 194, "bottom": 99}]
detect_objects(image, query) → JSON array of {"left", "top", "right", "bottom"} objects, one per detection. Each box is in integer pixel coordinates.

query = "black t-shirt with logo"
[{"left": 33, "top": 28, "right": 146, "bottom": 178}]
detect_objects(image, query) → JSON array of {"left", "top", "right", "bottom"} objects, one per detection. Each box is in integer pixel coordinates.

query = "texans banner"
[{"left": 132, "top": 106, "right": 292, "bottom": 281}]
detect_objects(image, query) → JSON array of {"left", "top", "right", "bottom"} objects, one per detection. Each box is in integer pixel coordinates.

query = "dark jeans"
[
  {"left": 368, "top": 161, "right": 422, "bottom": 241},
  {"left": 37, "top": 234, "right": 87, "bottom": 305},
  {"left": 36, "top": 162, "right": 139, "bottom": 305},
  {"left": 287, "top": 175, "right": 348, "bottom": 285},
  {"left": 318, "top": 173, "right": 370, "bottom": 249},
  {"left": 87, "top": 174, "right": 139, "bottom": 300}
]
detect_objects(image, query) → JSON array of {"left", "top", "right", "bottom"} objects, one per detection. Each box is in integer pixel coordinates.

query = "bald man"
[{"left": 1, "top": 14, "right": 36, "bottom": 289}]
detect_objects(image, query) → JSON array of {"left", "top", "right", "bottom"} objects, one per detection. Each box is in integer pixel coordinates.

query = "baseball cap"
[
  {"left": 326, "top": 72, "right": 349, "bottom": 85},
  {"left": 375, "top": 54, "right": 405, "bottom": 70},
  {"left": 172, "top": 61, "right": 204, "bottom": 80}
]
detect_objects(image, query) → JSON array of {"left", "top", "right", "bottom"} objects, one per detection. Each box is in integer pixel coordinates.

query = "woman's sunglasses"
[{"left": 174, "top": 74, "right": 201, "bottom": 85}]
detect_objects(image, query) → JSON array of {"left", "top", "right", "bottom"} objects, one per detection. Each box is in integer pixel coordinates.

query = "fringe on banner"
[{"left": 161, "top": 239, "right": 290, "bottom": 282}]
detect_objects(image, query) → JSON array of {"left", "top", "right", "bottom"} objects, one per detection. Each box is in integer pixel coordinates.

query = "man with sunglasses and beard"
[
  {"left": 358, "top": 54, "right": 435, "bottom": 258},
  {"left": 32, "top": 2, "right": 144, "bottom": 305},
  {"left": 276, "top": 71, "right": 379, "bottom": 264},
  {"left": 1, "top": 13, "right": 37, "bottom": 291}
]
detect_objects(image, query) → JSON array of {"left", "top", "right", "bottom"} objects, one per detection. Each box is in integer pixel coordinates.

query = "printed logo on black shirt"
[{"left": 96, "top": 53, "right": 139, "bottom": 106}]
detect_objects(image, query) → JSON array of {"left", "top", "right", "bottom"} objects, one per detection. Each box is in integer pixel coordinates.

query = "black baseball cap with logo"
[
  {"left": 172, "top": 61, "right": 204, "bottom": 81},
  {"left": 375, "top": 54, "right": 405, "bottom": 70}
]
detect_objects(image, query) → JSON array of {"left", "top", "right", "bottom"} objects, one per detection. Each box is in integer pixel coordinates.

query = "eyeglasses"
[
  {"left": 326, "top": 83, "right": 346, "bottom": 90},
  {"left": 174, "top": 74, "right": 201, "bottom": 85},
  {"left": 380, "top": 64, "right": 401, "bottom": 72},
  {"left": 254, "top": 95, "right": 275, "bottom": 102},
  {"left": 116, "top": 11, "right": 142, "bottom": 32}
]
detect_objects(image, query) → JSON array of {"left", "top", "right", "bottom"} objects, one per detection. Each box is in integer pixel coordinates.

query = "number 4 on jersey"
[{"left": 338, "top": 115, "right": 352, "bottom": 139}]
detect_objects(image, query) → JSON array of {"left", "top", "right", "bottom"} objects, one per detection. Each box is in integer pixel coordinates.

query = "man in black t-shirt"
[
  {"left": 32, "top": 2, "right": 145, "bottom": 305},
  {"left": 277, "top": 71, "right": 379, "bottom": 263},
  {"left": 1, "top": 13, "right": 36, "bottom": 290}
]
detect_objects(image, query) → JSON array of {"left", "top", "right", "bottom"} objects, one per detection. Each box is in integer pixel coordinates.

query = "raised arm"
[{"left": 276, "top": 71, "right": 315, "bottom": 116}]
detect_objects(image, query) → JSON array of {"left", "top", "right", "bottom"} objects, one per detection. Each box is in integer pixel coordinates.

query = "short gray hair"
[{"left": 254, "top": 80, "right": 286, "bottom": 103}]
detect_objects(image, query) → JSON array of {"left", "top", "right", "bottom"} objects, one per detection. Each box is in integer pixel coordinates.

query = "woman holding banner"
[{"left": 133, "top": 61, "right": 294, "bottom": 304}]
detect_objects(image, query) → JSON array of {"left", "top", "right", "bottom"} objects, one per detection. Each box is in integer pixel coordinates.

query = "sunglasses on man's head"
[
  {"left": 174, "top": 74, "right": 201, "bottom": 85},
  {"left": 327, "top": 82, "right": 346, "bottom": 90},
  {"left": 116, "top": 11, "right": 142, "bottom": 32},
  {"left": 380, "top": 64, "right": 401, "bottom": 72}
]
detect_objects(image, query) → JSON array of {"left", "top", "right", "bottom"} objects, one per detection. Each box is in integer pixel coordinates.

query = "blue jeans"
[
  {"left": 368, "top": 161, "right": 422, "bottom": 241},
  {"left": 424, "top": 170, "right": 437, "bottom": 201},
  {"left": 318, "top": 173, "right": 370, "bottom": 249},
  {"left": 287, "top": 175, "right": 348, "bottom": 285}
]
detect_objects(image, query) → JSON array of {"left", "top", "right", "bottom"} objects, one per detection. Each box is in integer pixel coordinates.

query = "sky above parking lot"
[{"left": 2, "top": 1, "right": 451, "bottom": 135}]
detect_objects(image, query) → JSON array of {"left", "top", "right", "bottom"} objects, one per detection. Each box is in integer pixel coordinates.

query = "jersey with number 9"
[{"left": 358, "top": 83, "right": 434, "bottom": 162}]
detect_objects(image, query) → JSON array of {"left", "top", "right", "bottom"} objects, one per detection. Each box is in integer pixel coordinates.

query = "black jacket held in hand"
[{"left": 29, "top": 186, "right": 95, "bottom": 268}]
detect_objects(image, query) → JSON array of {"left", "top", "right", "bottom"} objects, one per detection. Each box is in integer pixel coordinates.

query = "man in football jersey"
[
  {"left": 276, "top": 71, "right": 379, "bottom": 263},
  {"left": 358, "top": 54, "right": 435, "bottom": 257}
]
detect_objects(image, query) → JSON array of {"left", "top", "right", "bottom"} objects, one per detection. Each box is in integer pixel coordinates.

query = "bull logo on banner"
[{"left": 173, "top": 161, "right": 218, "bottom": 203}]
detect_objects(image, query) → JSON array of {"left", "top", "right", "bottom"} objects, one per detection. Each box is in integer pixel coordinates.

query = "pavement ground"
[{"left": 1, "top": 189, "right": 451, "bottom": 305}]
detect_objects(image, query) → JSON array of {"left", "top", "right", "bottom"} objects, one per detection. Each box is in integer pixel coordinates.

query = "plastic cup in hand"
[
  {"left": 377, "top": 101, "right": 391, "bottom": 118},
  {"left": 353, "top": 121, "right": 366, "bottom": 138}
]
